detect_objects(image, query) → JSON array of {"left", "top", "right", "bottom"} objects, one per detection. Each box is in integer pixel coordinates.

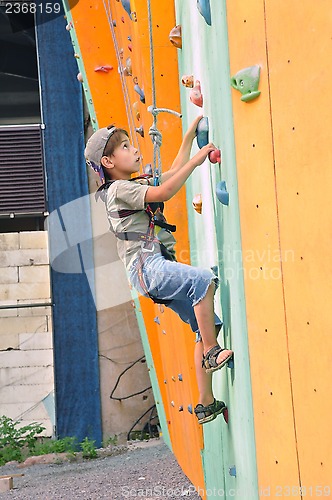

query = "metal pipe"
[{"left": 0, "top": 302, "right": 53, "bottom": 310}]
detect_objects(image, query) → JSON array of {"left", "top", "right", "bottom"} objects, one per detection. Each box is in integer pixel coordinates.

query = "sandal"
[
  {"left": 194, "top": 399, "right": 227, "bottom": 424},
  {"left": 202, "top": 345, "right": 233, "bottom": 373}
]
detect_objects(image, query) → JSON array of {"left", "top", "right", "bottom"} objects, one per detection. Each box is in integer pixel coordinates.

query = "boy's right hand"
[{"left": 192, "top": 143, "right": 218, "bottom": 167}]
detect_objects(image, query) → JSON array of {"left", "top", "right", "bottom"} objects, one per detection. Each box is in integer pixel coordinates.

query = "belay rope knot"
[
  {"left": 148, "top": 125, "right": 162, "bottom": 148},
  {"left": 147, "top": 106, "right": 182, "bottom": 185}
]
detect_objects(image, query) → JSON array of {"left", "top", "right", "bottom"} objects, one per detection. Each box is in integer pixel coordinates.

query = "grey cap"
[{"left": 84, "top": 126, "right": 117, "bottom": 167}]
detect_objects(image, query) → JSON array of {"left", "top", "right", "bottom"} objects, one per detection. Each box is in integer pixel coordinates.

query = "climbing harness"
[{"left": 97, "top": 175, "right": 176, "bottom": 305}]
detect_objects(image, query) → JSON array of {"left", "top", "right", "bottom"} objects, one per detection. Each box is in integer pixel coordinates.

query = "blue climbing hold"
[
  {"left": 227, "top": 357, "right": 234, "bottom": 369},
  {"left": 197, "top": 0, "right": 212, "bottom": 26},
  {"left": 216, "top": 181, "right": 229, "bottom": 206},
  {"left": 120, "top": 0, "right": 131, "bottom": 18},
  {"left": 229, "top": 466, "right": 237, "bottom": 477},
  {"left": 196, "top": 117, "right": 209, "bottom": 149}
]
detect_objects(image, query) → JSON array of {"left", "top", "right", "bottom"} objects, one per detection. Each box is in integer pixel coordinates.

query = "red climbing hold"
[
  {"left": 209, "top": 149, "right": 221, "bottom": 164},
  {"left": 94, "top": 65, "right": 113, "bottom": 73},
  {"left": 190, "top": 80, "right": 203, "bottom": 107},
  {"left": 223, "top": 407, "right": 229, "bottom": 424}
]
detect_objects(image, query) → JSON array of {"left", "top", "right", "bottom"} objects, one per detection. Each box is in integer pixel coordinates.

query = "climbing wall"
[
  {"left": 63, "top": 0, "right": 332, "bottom": 497},
  {"left": 63, "top": 0, "right": 206, "bottom": 492},
  {"left": 174, "top": 0, "right": 258, "bottom": 496}
]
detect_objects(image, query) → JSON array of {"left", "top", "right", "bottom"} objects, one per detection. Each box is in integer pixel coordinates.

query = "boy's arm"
[
  {"left": 145, "top": 142, "right": 216, "bottom": 203},
  {"left": 161, "top": 115, "right": 203, "bottom": 183}
]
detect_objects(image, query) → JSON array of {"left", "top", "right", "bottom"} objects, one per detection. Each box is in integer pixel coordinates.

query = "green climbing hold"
[{"left": 231, "top": 65, "right": 261, "bottom": 102}]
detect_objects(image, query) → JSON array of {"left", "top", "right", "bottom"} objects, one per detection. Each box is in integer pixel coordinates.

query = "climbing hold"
[
  {"left": 131, "top": 11, "right": 137, "bottom": 22},
  {"left": 77, "top": 72, "right": 83, "bottom": 82},
  {"left": 120, "top": 0, "right": 131, "bottom": 18},
  {"left": 136, "top": 126, "right": 144, "bottom": 137},
  {"left": 192, "top": 194, "right": 202, "bottom": 214},
  {"left": 94, "top": 65, "right": 113, "bottom": 73},
  {"left": 74, "top": 53, "right": 80, "bottom": 59},
  {"left": 169, "top": 25, "right": 182, "bottom": 49},
  {"left": 124, "top": 57, "right": 132, "bottom": 76},
  {"left": 229, "top": 466, "right": 237, "bottom": 478},
  {"left": 134, "top": 82, "right": 145, "bottom": 103},
  {"left": 134, "top": 86, "right": 145, "bottom": 103},
  {"left": 179, "top": 406, "right": 184, "bottom": 412},
  {"left": 158, "top": 304, "right": 164, "bottom": 313},
  {"left": 196, "top": 116, "right": 209, "bottom": 148},
  {"left": 197, "top": 0, "right": 212, "bottom": 26},
  {"left": 65, "top": 21, "right": 73, "bottom": 31},
  {"left": 119, "top": 48, "right": 124, "bottom": 59},
  {"left": 172, "top": 376, "right": 176, "bottom": 382},
  {"left": 178, "top": 374, "right": 183, "bottom": 382},
  {"left": 181, "top": 75, "right": 194, "bottom": 88},
  {"left": 121, "top": 16, "right": 125, "bottom": 23},
  {"left": 223, "top": 407, "right": 229, "bottom": 424},
  {"left": 227, "top": 357, "right": 234, "bottom": 369},
  {"left": 112, "top": 20, "right": 117, "bottom": 27},
  {"left": 161, "top": 330, "right": 166, "bottom": 335},
  {"left": 171, "top": 401, "right": 175, "bottom": 407},
  {"left": 144, "top": 164, "right": 152, "bottom": 175},
  {"left": 216, "top": 181, "right": 229, "bottom": 206},
  {"left": 231, "top": 65, "right": 261, "bottom": 102},
  {"left": 128, "top": 35, "right": 131, "bottom": 41},
  {"left": 209, "top": 149, "right": 221, "bottom": 164},
  {"left": 153, "top": 316, "right": 160, "bottom": 325},
  {"left": 164, "top": 380, "right": 167, "bottom": 384},
  {"left": 128, "top": 44, "right": 132, "bottom": 52},
  {"left": 190, "top": 80, "right": 203, "bottom": 107},
  {"left": 187, "top": 405, "right": 193, "bottom": 414},
  {"left": 133, "top": 101, "right": 140, "bottom": 121}
]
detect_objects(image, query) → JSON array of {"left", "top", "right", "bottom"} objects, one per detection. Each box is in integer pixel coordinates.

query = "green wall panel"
[{"left": 175, "top": 0, "right": 258, "bottom": 497}]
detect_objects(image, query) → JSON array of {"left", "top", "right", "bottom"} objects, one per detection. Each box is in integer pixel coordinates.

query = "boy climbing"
[{"left": 85, "top": 115, "right": 233, "bottom": 424}]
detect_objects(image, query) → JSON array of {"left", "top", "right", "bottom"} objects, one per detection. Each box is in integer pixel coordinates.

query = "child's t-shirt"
[{"left": 105, "top": 177, "right": 176, "bottom": 270}]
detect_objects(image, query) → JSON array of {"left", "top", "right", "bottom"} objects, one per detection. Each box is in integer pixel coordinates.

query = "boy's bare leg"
[
  {"left": 194, "top": 282, "right": 233, "bottom": 364},
  {"left": 195, "top": 341, "right": 213, "bottom": 406}
]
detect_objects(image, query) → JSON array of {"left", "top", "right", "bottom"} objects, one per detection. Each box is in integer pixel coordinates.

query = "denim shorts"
[{"left": 128, "top": 253, "right": 222, "bottom": 342}]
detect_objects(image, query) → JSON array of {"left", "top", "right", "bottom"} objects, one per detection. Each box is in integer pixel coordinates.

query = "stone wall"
[{"left": 0, "top": 232, "right": 55, "bottom": 436}]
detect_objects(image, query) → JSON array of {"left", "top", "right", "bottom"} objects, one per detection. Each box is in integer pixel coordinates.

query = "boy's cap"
[{"left": 84, "top": 126, "right": 117, "bottom": 167}]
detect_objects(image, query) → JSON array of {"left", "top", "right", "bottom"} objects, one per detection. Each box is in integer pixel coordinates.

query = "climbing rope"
[
  {"left": 102, "top": 0, "right": 140, "bottom": 152},
  {"left": 147, "top": 0, "right": 181, "bottom": 186}
]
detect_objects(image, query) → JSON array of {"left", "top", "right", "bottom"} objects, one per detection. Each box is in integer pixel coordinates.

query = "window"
[{"left": 0, "top": 6, "right": 46, "bottom": 232}]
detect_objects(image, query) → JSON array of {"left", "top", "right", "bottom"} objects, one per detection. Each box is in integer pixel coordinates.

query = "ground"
[{"left": 0, "top": 439, "right": 202, "bottom": 499}]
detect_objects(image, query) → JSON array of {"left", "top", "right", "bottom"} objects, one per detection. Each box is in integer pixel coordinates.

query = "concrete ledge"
[
  {"left": 19, "top": 232, "right": 48, "bottom": 249},
  {"left": 0, "top": 477, "right": 13, "bottom": 492},
  {"left": 0, "top": 249, "right": 49, "bottom": 268},
  {"left": 0, "top": 316, "right": 48, "bottom": 335},
  {"left": 0, "top": 282, "right": 51, "bottom": 301},
  {"left": 0, "top": 233, "right": 19, "bottom": 251},
  {"left": 19, "top": 265, "right": 50, "bottom": 284},
  {"left": 0, "top": 267, "right": 18, "bottom": 284}
]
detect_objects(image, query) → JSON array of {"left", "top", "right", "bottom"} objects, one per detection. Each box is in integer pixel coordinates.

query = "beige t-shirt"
[{"left": 105, "top": 177, "right": 176, "bottom": 270}]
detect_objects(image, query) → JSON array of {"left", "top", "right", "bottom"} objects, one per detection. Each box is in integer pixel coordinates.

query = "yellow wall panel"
[
  {"left": 264, "top": 0, "right": 332, "bottom": 486},
  {"left": 226, "top": 0, "right": 301, "bottom": 493}
]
